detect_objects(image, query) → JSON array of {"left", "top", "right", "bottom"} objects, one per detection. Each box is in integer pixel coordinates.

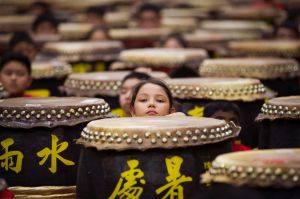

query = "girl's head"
[
  {"left": 160, "top": 32, "right": 188, "bottom": 49},
  {"left": 130, "top": 78, "right": 175, "bottom": 116}
]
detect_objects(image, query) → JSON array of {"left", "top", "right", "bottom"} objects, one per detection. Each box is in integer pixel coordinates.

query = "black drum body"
[
  {"left": 0, "top": 123, "right": 85, "bottom": 186},
  {"left": 29, "top": 77, "right": 67, "bottom": 97},
  {"left": 179, "top": 99, "right": 263, "bottom": 148},
  {"left": 262, "top": 78, "right": 300, "bottom": 97},
  {"left": 77, "top": 140, "right": 232, "bottom": 199},
  {"left": 200, "top": 183, "right": 300, "bottom": 199},
  {"left": 259, "top": 119, "right": 300, "bottom": 149}
]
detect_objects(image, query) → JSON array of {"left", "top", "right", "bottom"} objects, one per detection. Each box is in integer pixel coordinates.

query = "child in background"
[
  {"left": 203, "top": 100, "right": 251, "bottom": 151},
  {"left": 135, "top": 3, "right": 161, "bottom": 29},
  {"left": 129, "top": 78, "right": 183, "bottom": 117},
  {"left": 0, "top": 52, "right": 32, "bottom": 98},
  {"left": 111, "top": 72, "right": 151, "bottom": 117},
  {"left": 8, "top": 32, "right": 38, "bottom": 61},
  {"left": 159, "top": 32, "right": 188, "bottom": 49},
  {"left": 32, "top": 14, "right": 58, "bottom": 35}
]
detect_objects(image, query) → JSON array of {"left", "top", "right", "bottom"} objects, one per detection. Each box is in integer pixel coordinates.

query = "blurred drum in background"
[
  {"left": 256, "top": 96, "right": 300, "bottom": 149},
  {"left": 114, "top": 48, "right": 207, "bottom": 77},
  {"left": 200, "top": 58, "right": 300, "bottom": 96},
  {"left": 166, "top": 77, "right": 275, "bottom": 147},
  {"left": 41, "top": 41, "right": 123, "bottom": 73},
  {"left": 27, "top": 60, "right": 72, "bottom": 97},
  {"left": 76, "top": 116, "right": 240, "bottom": 198}
]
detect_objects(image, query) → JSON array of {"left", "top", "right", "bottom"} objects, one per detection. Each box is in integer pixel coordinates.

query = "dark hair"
[
  {"left": 86, "top": 5, "right": 107, "bottom": 17},
  {"left": 31, "top": 1, "right": 52, "bottom": 14},
  {"left": 203, "top": 101, "right": 241, "bottom": 119},
  {"left": 86, "top": 25, "right": 110, "bottom": 40},
  {"left": 8, "top": 32, "right": 35, "bottom": 50},
  {"left": 0, "top": 52, "right": 31, "bottom": 75},
  {"left": 160, "top": 32, "right": 188, "bottom": 48},
  {"left": 121, "top": 71, "right": 151, "bottom": 84},
  {"left": 274, "top": 20, "right": 300, "bottom": 38},
  {"left": 130, "top": 78, "right": 174, "bottom": 108},
  {"left": 136, "top": 3, "right": 161, "bottom": 17},
  {"left": 32, "top": 13, "right": 58, "bottom": 32}
]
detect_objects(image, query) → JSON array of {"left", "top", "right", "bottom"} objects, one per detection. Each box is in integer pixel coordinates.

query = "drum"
[
  {"left": 198, "top": 20, "right": 273, "bottom": 35},
  {"left": 27, "top": 60, "right": 72, "bottom": 97},
  {"left": 200, "top": 58, "right": 300, "bottom": 96},
  {"left": 117, "top": 48, "right": 207, "bottom": 76},
  {"left": 218, "top": 6, "right": 284, "bottom": 23},
  {"left": 256, "top": 96, "right": 300, "bottom": 149},
  {"left": 162, "top": 8, "right": 209, "bottom": 19},
  {"left": 62, "top": 71, "right": 169, "bottom": 110},
  {"left": 202, "top": 149, "right": 300, "bottom": 199},
  {"left": 166, "top": 78, "right": 275, "bottom": 147},
  {"left": 0, "top": 15, "right": 34, "bottom": 32},
  {"left": 41, "top": 41, "right": 123, "bottom": 73},
  {"left": 185, "top": 30, "right": 262, "bottom": 57},
  {"left": 58, "top": 23, "right": 93, "bottom": 40},
  {"left": 161, "top": 18, "right": 198, "bottom": 33},
  {"left": 109, "top": 28, "right": 171, "bottom": 48},
  {"left": 77, "top": 116, "right": 240, "bottom": 198},
  {"left": 228, "top": 40, "right": 300, "bottom": 59},
  {"left": 0, "top": 82, "right": 9, "bottom": 99},
  {"left": 0, "top": 97, "right": 111, "bottom": 186}
]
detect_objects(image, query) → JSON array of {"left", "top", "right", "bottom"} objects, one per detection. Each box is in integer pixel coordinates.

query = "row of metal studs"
[
  {"left": 169, "top": 83, "right": 266, "bottom": 97},
  {"left": 80, "top": 124, "right": 234, "bottom": 144},
  {"left": 209, "top": 161, "right": 300, "bottom": 183},
  {"left": 201, "top": 63, "right": 299, "bottom": 74},
  {"left": 260, "top": 103, "right": 300, "bottom": 117},
  {"left": 32, "top": 64, "right": 72, "bottom": 79},
  {"left": 0, "top": 103, "right": 110, "bottom": 121},
  {"left": 65, "top": 79, "right": 121, "bottom": 91}
]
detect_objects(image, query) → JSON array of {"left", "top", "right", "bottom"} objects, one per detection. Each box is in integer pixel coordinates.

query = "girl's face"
[{"left": 130, "top": 83, "right": 172, "bottom": 116}]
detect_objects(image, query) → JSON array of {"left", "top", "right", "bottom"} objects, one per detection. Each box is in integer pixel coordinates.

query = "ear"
[
  {"left": 129, "top": 106, "right": 136, "bottom": 117},
  {"left": 170, "top": 106, "right": 176, "bottom": 114}
]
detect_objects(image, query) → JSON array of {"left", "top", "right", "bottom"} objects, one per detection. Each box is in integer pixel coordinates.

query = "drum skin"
[{"left": 77, "top": 140, "right": 232, "bottom": 199}]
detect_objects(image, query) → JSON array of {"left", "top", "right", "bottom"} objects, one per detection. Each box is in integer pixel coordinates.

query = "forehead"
[
  {"left": 139, "top": 10, "right": 159, "bottom": 18},
  {"left": 2, "top": 61, "right": 27, "bottom": 71},
  {"left": 138, "top": 83, "right": 167, "bottom": 95},
  {"left": 212, "top": 110, "right": 238, "bottom": 119}
]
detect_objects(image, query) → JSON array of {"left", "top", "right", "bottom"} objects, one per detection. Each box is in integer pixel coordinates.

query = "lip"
[{"left": 146, "top": 110, "right": 158, "bottom": 115}]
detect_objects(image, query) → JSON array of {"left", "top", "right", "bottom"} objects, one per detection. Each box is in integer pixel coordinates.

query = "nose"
[
  {"left": 10, "top": 73, "right": 17, "bottom": 80},
  {"left": 148, "top": 98, "right": 155, "bottom": 107}
]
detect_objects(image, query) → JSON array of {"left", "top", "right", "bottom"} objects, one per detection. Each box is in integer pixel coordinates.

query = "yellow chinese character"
[
  {"left": 156, "top": 156, "right": 192, "bottom": 199},
  {"left": 187, "top": 106, "right": 204, "bottom": 117},
  {"left": 0, "top": 138, "right": 23, "bottom": 173},
  {"left": 36, "top": 134, "right": 75, "bottom": 173},
  {"left": 203, "top": 161, "right": 212, "bottom": 170},
  {"left": 109, "top": 159, "right": 146, "bottom": 199}
]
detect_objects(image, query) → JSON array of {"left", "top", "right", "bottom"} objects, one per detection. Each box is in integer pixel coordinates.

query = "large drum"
[
  {"left": 0, "top": 97, "right": 111, "bottom": 186},
  {"left": 27, "top": 60, "right": 72, "bottom": 97},
  {"left": 256, "top": 96, "right": 300, "bottom": 149},
  {"left": 77, "top": 116, "right": 240, "bottom": 198},
  {"left": 62, "top": 71, "right": 168, "bottom": 110},
  {"left": 41, "top": 41, "right": 123, "bottom": 73},
  {"left": 202, "top": 149, "right": 300, "bottom": 199},
  {"left": 58, "top": 23, "right": 93, "bottom": 41},
  {"left": 228, "top": 40, "right": 300, "bottom": 59},
  {"left": 161, "top": 18, "right": 198, "bottom": 33},
  {"left": 184, "top": 30, "right": 262, "bottom": 57},
  {"left": 109, "top": 28, "right": 171, "bottom": 48},
  {"left": 200, "top": 58, "right": 300, "bottom": 96},
  {"left": 116, "top": 48, "right": 207, "bottom": 76},
  {"left": 166, "top": 78, "right": 274, "bottom": 147},
  {"left": 0, "top": 15, "right": 34, "bottom": 32}
]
